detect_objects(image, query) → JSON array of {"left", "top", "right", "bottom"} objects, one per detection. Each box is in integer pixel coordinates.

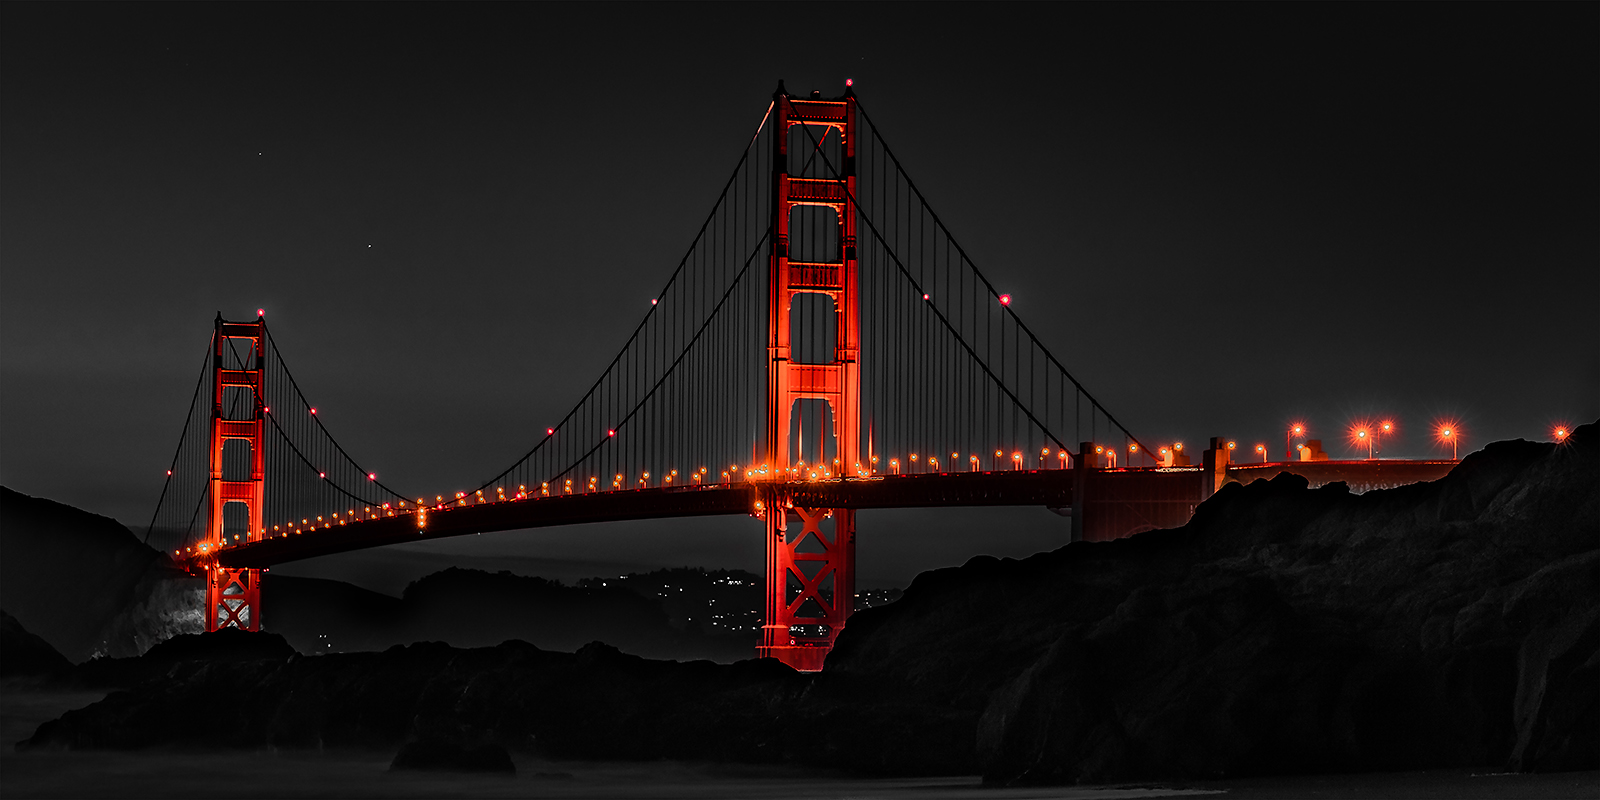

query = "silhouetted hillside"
[
  {"left": 0, "top": 610, "right": 71, "bottom": 676},
  {"left": 578, "top": 567, "right": 763, "bottom": 636},
  {"left": 0, "top": 487, "right": 165, "bottom": 661}
]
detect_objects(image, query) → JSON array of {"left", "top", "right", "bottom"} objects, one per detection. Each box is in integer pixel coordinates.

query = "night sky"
[{"left": 3, "top": 4, "right": 1595, "bottom": 591}]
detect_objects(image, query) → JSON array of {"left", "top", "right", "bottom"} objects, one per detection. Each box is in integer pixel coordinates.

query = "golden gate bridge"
[{"left": 142, "top": 83, "right": 1455, "bottom": 671}]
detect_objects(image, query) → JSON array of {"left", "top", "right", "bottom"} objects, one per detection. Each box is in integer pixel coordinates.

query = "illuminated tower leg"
[
  {"left": 758, "top": 504, "right": 856, "bottom": 671},
  {"left": 204, "top": 313, "right": 266, "bottom": 632},
  {"left": 760, "top": 84, "right": 860, "bottom": 670}
]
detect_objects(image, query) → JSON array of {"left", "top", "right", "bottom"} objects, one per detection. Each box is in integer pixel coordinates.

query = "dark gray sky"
[{"left": 3, "top": 4, "right": 1595, "bottom": 591}]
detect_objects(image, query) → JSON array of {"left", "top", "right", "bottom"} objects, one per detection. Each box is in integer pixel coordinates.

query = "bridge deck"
[{"left": 213, "top": 460, "right": 1458, "bottom": 568}]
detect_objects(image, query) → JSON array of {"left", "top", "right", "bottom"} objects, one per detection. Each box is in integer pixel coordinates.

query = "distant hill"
[
  {"left": 0, "top": 609, "right": 72, "bottom": 676},
  {"left": 0, "top": 487, "right": 168, "bottom": 661},
  {"left": 264, "top": 568, "right": 757, "bottom": 662}
]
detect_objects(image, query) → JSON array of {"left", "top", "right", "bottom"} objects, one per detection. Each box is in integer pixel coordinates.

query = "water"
[{"left": 5, "top": 684, "right": 1595, "bottom": 798}]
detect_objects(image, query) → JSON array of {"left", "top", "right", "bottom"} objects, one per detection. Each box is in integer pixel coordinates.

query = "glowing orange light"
[
  {"left": 998, "top": 294, "right": 1011, "bottom": 306},
  {"left": 1173, "top": 442, "right": 1183, "bottom": 452},
  {"left": 1435, "top": 420, "right": 1461, "bottom": 459},
  {"left": 1554, "top": 425, "right": 1569, "bottom": 441},
  {"left": 1129, "top": 444, "right": 1138, "bottom": 453}
]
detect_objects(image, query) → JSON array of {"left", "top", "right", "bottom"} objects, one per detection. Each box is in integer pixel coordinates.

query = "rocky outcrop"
[
  {"left": 0, "top": 610, "right": 72, "bottom": 676},
  {"left": 66, "top": 628, "right": 297, "bottom": 689},
  {"left": 17, "top": 424, "right": 1598, "bottom": 783},
  {"left": 828, "top": 423, "right": 1599, "bottom": 783}
]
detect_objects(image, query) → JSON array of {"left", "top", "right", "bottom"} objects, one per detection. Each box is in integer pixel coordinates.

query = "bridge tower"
[
  {"left": 760, "top": 84, "right": 860, "bottom": 671},
  {"left": 203, "top": 313, "right": 266, "bottom": 631}
]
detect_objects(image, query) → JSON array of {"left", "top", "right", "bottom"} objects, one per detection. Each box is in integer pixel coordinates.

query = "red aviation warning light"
[{"left": 998, "top": 294, "right": 1012, "bottom": 306}]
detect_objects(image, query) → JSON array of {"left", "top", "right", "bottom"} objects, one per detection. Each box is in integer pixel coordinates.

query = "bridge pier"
[{"left": 758, "top": 499, "right": 856, "bottom": 671}]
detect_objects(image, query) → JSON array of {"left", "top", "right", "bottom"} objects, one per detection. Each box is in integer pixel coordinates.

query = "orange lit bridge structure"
[{"left": 145, "top": 84, "right": 1457, "bottom": 671}]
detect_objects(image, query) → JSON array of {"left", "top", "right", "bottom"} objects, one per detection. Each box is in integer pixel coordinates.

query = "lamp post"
[
  {"left": 1255, "top": 444, "right": 1267, "bottom": 462},
  {"left": 1439, "top": 426, "right": 1458, "bottom": 460},
  {"left": 1287, "top": 423, "right": 1306, "bottom": 461},
  {"left": 1353, "top": 425, "right": 1372, "bottom": 459}
]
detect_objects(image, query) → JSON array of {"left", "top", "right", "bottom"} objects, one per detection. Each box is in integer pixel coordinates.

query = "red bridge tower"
[
  {"left": 203, "top": 314, "right": 266, "bottom": 631},
  {"left": 760, "top": 84, "right": 860, "bottom": 671}
]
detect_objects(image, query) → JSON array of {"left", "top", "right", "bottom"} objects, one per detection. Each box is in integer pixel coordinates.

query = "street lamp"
[
  {"left": 1255, "top": 444, "right": 1267, "bottom": 462},
  {"left": 1351, "top": 425, "right": 1372, "bottom": 459},
  {"left": 1437, "top": 423, "right": 1459, "bottom": 460},
  {"left": 1287, "top": 423, "right": 1306, "bottom": 461}
]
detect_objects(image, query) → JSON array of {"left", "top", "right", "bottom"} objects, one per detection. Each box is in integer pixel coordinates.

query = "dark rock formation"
[
  {"left": 828, "top": 423, "right": 1599, "bottom": 783},
  {"left": 67, "top": 628, "right": 296, "bottom": 689},
  {"left": 0, "top": 610, "right": 72, "bottom": 676},
  {"left": 17, "top": 424, "right": 1598, "bottom": 783}
]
